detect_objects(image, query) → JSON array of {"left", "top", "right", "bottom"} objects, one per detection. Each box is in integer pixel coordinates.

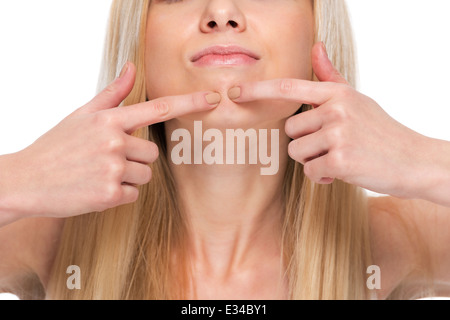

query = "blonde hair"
[{"left": 46, "top": 0, "right": 373, "bottom": 300}]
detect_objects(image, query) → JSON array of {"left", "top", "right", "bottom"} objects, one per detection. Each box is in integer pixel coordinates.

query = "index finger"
[
  {"left": 118, "top": 91, "right": 221, "bottom": 132},
  {"left": 228, "top": 79, "right": 337, "bottom": 106}
]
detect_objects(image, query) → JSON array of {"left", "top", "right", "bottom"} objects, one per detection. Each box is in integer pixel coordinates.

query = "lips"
[{"left": 191, "top": 45, "right": 260, "bottom": 67}]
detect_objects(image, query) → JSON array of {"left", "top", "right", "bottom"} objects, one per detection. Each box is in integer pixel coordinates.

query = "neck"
[{"left": 165, "top": 119, "right": 290, "bottom": 280}]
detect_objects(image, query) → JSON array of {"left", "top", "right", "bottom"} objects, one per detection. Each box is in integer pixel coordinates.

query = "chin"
[
  {"left": 181, "top": 99, "right": 292, "bottom": 132},
  {"left": 208, "top": 100, "right": 260, "bottom": 130}
]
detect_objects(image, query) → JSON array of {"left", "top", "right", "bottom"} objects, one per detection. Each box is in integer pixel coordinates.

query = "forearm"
[
  {"left": 414, "top": 136, "right": 450, "bottom": 208},
  {"left": 0, "top": 153, "right": 29, "bottom": 227}
]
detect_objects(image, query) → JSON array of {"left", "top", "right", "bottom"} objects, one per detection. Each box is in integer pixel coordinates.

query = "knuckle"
[
  {"left": 329, "top": 150, "right": 343, "bottom": 165},
  {"left": 327, "top": 150, "right": 346, "bottom": 176},
  {"left": 326, "top": 104, "right": 348, "bottom": 122},
  {"left": 107, "top": 158, "right": 126, "bottom": 178},
  {"left": 106, "top": 135, "right": 126, "bottom": 153},
  {"left": 102, "top": 183, "right": 123, "bottom": 206},
  {"left": 337, "top": 84, "right": 354, "bottom": 100},
  {"left": 152, "top": 99, "right": 171, "bottom": 118},
  {"left": 103, "top": 84, "right": 117, "bottom": 98},
  {"left": 279, "top": 79, "right": 296, "bottom": 96},
  {"left": 325, "top": 127, "right": 344, "bottom": 145}
]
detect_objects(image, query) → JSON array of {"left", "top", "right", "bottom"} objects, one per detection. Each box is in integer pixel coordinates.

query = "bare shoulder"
[
  {"left": 368, "top": 196, "right": 450, "bottom": 299},
  {"left": 0, "top": 217, "right": 64, "bottom": 299}
]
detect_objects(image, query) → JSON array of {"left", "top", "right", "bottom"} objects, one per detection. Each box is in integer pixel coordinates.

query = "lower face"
[{"left": 145, "top": 0, "right": 315, "bottom": 130}]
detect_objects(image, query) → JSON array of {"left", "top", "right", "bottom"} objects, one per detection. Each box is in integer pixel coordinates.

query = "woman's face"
[{"left": 145, "top": 0, "right": 314, "bottom": 129}]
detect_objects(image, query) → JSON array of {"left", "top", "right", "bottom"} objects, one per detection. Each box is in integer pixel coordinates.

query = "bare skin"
[
  {"left": 2, "top": 196, "right": 450, "bottom": 300},
  {"left": 1, "top": 0, "right": 450, "bottom": 299}
]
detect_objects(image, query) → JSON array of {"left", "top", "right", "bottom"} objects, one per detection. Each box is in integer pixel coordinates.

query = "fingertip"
[
  {"left": 98, "top": 62, "right": 136, "bottom": 109},
  {"left": 284, "top": 117, "right": 296, "bottom": 139},
  {"left": 205, "top": 92, "right": 222, "bottom": 107},
  {"left": 114, "top": 63, "right": 138, "bottom": 93},
  {"left": 115, "top": 62, "right": 137, "bottom": 96},
  {"left": 227, "top": 86, "right": 242, "bottom": 101},
  {"left": 312, "top": 41, "right": 328, "bottom": 59},
  {"left": 312, "top": 42, "right": 330, "bottom": 68},
  {"left": 312, "top": 42, "right": 347, "bottom": 84},
  {"left": 118, "top": 62, "right": 130, "bottom": 79},
  {"left": 319, "top": 42, "right": 330, "bottom": 60}
]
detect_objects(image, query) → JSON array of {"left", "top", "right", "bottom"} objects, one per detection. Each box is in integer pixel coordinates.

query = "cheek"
[
  {"left": 145, "top": 42, "right": 176, "bottom": 99},
  {"left": 268, "top": 29, "right": 313, "bottom": 82},
  {"left": 145, "top": 17, "right": 187, "bottom": 100},
  {"left": 262, "top": 20, "right": 314, "bottom": 117}
]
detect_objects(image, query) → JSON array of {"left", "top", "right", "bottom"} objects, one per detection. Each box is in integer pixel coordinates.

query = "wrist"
[{"left": 412, "top": 134, "right": 450, "bottom": 207}]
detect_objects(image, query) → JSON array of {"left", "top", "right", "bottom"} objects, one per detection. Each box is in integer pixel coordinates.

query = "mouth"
[{"left": 190, "top": 45, "right": 261, "bottom": 67}]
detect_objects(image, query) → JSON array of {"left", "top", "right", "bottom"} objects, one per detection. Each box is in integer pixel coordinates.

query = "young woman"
[{"left": 0, "top": 0, "right": 449, "bottom": 300}]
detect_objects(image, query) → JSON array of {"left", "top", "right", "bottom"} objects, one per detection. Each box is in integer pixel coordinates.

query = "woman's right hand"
[{"left": 1, "top": 62, "right": 221, "bottom": 223}]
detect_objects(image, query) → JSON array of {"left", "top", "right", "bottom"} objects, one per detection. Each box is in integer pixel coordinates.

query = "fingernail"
[
  {"left": 205, "top": 92, "right": 221, "bottom": 106},
  {"left": 118, "top": 62, "right": 129, "bottom": 79},
  {"left": 320, "top": 42, "right": 330, "bottom": 60},
  {"left": 227, "top": 87, "right": 241, "bottom": 100}
]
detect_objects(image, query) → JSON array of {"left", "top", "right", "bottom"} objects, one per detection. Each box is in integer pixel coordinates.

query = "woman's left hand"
[{"left": 228, "top": 42, "right": 431, "bottom": 200}]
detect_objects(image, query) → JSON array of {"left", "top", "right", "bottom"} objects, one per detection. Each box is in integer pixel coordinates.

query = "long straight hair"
[{"left": 46, "top": 0, "right": 373, "bottom": 300}]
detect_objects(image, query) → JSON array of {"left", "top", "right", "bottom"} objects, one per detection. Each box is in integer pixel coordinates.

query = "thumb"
[
  {"left": 77, "top": 62, "right": 137, "bottom": 114},
  {"left": 312, "top": 42, "right": 348, "bottom": 85}
]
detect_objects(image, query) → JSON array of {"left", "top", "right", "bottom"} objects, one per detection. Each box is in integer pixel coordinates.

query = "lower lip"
[{"left": 193, "top": 54, "right": 257, "bottom": 67}]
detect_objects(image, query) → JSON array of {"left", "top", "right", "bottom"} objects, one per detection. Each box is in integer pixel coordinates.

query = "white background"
[{"left": 0, "top": 0, "right": 449, "bottom": 300}]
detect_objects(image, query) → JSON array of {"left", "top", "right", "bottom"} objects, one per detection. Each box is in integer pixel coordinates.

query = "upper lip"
[{"left": 190, "top": 45, "right": 261, "bottom": 62}]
